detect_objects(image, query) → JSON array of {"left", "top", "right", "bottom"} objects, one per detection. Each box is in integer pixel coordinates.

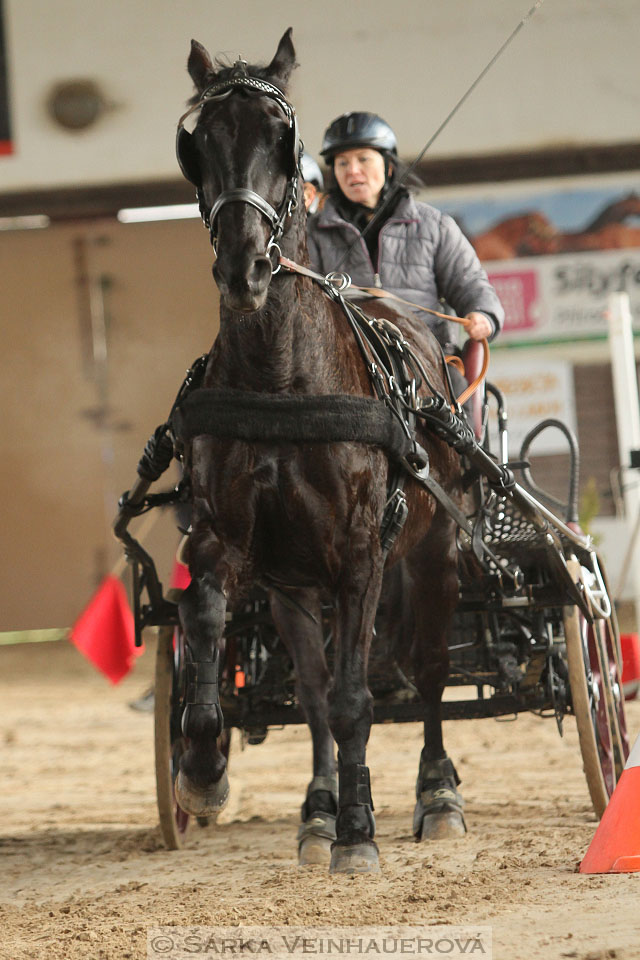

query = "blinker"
[{"left": 176, "top": 126, "right": 200, "bottom": 186}]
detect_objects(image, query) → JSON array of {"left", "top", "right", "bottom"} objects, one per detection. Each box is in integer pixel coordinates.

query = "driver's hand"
[{"left": 465, "top": 312, "right": 493, "bottom": 341}]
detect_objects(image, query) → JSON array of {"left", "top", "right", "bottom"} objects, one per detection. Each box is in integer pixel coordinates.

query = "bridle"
[{"left": 176, "top": 60, "right": 302, "bottom": 271}]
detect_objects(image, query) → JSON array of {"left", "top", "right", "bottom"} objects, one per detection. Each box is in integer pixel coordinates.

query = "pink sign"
[{"left": 487, "top": 270, "right": 539, "bottom": 333}]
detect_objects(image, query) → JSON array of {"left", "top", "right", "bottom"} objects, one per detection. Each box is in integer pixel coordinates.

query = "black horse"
[{"left": 173, "top": 28, "right": 465, "bottom": 874}]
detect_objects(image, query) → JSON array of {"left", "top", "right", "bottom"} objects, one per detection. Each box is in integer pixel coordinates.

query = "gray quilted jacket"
[{"left": 306, "top": 194, "right": 504, "bottom": 344}]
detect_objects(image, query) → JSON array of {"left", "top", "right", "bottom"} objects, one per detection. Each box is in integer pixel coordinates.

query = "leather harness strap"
[{"left": 278, "top": 255, "right": 489, "bottom": 407}]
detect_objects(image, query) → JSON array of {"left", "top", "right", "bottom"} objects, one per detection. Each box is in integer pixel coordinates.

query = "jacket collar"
[{"left": 316, "top": 192, "right": 419, "bottom": 229}]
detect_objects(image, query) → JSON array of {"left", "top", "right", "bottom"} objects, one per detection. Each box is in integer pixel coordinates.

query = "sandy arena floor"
[{"left": 1, "top": 636, "right": 639, "bottom": 960}]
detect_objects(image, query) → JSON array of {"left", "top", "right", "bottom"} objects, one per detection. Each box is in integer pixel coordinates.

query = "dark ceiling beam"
[
  {"left": 413, "top": 141, "right": 640, "bottom": 187},
  {"left": 2, "top": 142, "right": 640, "bottom": 222},
  {"left": 0, "top": 179, "right": 196, "bottom": 221}
]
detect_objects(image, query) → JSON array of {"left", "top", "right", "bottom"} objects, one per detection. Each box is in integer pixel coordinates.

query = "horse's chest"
[
  {"left": 208, "top": 442, "right": 381, "bottom": 550},
  {"left": 253, "top": 452, "right": 349, "bottom": 531}
]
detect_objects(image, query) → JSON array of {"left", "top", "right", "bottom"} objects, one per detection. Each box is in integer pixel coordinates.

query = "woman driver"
[{"left": 306, "top": 112, "right": 504, "bottom": 350}]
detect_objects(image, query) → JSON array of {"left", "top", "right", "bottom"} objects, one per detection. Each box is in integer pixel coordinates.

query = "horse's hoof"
[
  {"left": 175, "top": 769, "right": 229, "bottom": 816},
  {"left": 419, "top": 810, "right": 467, "bottom": 840},
  {"left": 299, "top": 834, "right": 333, "bottom": 866},
  {"left": 329, "top": 842, "right": 380, "bottom": 875}
]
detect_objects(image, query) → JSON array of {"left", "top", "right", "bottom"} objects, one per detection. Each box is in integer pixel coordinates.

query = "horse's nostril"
[
  {"left": 212, "top": 252, "right": 271, "bottom": 312},
  {"left": 249, "top": 255, "right": 272, "bottom": 293},
  {"left": 212, "top": 262, "right": 229, "bottom": 296}
]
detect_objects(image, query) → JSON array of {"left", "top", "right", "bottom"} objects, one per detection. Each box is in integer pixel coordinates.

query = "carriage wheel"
[
  {"left": 594, "top": 614, "right": 630, "bottom": 781},
  {"left": 563, "top": 562, "right": 616, "bottom": 819},
  {"left": 154, "top": 610, "right": 233, "bottom": 850},
  {"left": 154, "top": 623, "right": 191, "bottom": 849},
  {"left": 593, "top": 564, "right": 630, "bottom": 780}
]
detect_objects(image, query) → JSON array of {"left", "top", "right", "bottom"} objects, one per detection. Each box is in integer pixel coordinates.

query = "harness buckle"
[
  {"left": 407, "top": 442, "right": 429, "bottom": 471},
  {"left": 380, "top": 489, "right": 409, "bottom": 553},
  {"left": 325, "top": 271, "right": 351, "bottom": 293},
  {"left": 368, "top": 362, "right": 386, "bottom": 400},
  {"left": 285, "top": 179, "right": 299, "bottom": 216},
  {"left": 388, "top": 375, "right": 404, "bottom": 400}
]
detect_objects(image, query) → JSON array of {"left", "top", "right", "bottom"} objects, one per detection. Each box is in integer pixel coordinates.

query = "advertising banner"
[
  {"left": 487, "top": 249, "right": 640, "bottom": 343},
  {"left": 486, "top": 356, "right": 577, "bottom": 457},
  {"left": 440, "top": 182, "right": 640, "bottom": 344}
]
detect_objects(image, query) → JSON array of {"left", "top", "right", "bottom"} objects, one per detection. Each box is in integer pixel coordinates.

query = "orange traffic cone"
[
  {"left": 580, "top": 734, "right": 640, "bottom": 873},
  {"left": 621, "top": 632, "right": 640, "bottom": 700}
]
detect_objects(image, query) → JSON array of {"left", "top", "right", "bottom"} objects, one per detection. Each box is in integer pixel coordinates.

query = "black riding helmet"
[{"left": 320, "top": 111, "right": 397, "bottom": 161}]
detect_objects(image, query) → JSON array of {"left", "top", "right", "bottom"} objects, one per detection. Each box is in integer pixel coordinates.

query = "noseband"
[{"left": 176, "top": 61, "right": 301, "bottom": 269}]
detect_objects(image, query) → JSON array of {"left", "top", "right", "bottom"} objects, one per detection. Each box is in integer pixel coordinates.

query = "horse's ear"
[
  {"left": 266, "top": 28, "right": 297, "bottom": 86},
  {"left": 188, "top": 39, "right": 216, "bottom": 93}
]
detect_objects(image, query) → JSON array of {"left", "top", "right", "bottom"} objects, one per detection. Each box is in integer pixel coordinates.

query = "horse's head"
[{"left": 176, "top": 29, "right": 301, "bottom": 313}]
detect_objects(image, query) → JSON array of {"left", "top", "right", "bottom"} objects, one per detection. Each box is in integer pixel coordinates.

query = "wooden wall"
[{"left": 1, "top": 217, "right": 218, "bottom": 630}]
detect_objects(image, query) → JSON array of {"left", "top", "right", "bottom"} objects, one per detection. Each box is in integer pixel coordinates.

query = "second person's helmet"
[{"left": 300, "top": 152, "right": 324, "bottom": 190}]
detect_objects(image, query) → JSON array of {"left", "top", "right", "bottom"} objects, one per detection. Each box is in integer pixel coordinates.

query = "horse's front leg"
[
  {"left": 174, "top": 567, "right": 231, "bottom": 817},
  {"left": 328, "top": 545, "right": 384, "bottom": 875},
  {"left": 269, "top": 588, "right": 336, "bottom": 867}
]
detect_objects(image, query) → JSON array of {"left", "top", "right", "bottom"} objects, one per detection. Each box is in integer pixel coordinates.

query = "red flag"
[
  {"left": 70, "top": 575, "right": 143, "bottom": 684},
  {"left": 170, "top": 560, "right": 191, "bottom": 591}
]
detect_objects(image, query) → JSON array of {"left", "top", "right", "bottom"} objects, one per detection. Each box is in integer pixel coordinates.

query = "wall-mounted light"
[
  {"left": 0, "top": 215, "right": 50, "bottom": 231},
  {"left": 46, "top": 79, "right": 110, "bottom": 131},
  {"left": 117, "top": 204, "right": 200, "bottom": 223}
]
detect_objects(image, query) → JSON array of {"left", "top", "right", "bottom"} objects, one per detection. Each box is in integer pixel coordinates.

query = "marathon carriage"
[
  {"left": 114, "top": 29, "right": 629, "bottom": 864},
  {"left": 114, "top": 343, "right": 628, "bottom": 851}
]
